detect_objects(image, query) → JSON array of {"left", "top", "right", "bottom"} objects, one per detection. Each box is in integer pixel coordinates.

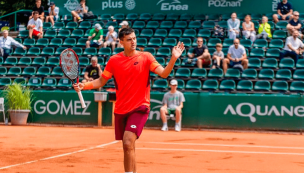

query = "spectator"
[
  {"left": 227, "top": 12, "right": 240, "bottom": 40},
  {"left": 86, "top": 24, "right": 103, "bottom": 49},
  {"left": 103, "top": 26, "right": 118, "bottom": 51},
  {"left": 280, "top": 30, "right": 303, "bottom": 63},
  {"left": 117, "top": 21, "right": 129, "bottom": 48},
  {"left": 29, "top": 0, "right": 45, "bottom": 22},
  {"left": 273, "top": 0, "right": 293, "bottom": 23},
  {"left": 188, "top": 37, "right": 211, "bottom": 68},
  {"left": 0, "top": 30, "right": 26, "bottom": 61},
  {"left": 71, "top": 0, "right": 88, "bottom": 22},
  {"left": 287, "top": 11, "right": 302, "bottom": 37},
  {"left": 223, "top": 39, "right": 248, "bottom": 74},
  {"left": 27, "top": 11, "right": 43, "bottom": 39},
  {"left": 257, "top": 16, "right": 272, "bottom": 39},
  {"left": 46, "top": 2, "right": 59, "bottom": 27},
  {"left": 212, "top": 43, "right": 224, "bottom": 69},
  {"left": 242, "top": 15, "right": 256, "bottom": 43},
  {"left": 82, "top": 56, "right": 102, "bottom": 83},
  {"left": 160, "top": 79, "right": 185, "bottom": 132}
]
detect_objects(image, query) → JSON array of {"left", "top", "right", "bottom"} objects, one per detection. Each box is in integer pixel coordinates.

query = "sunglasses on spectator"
[
  {"left": 234, "top": 42, "right": 239, "bottom": 44},
  {"left": 294, "top": 15, "right": 299, "bottom": 17},
  {"left": 197, "top": 41, "right": 203, "bottom": 42}
]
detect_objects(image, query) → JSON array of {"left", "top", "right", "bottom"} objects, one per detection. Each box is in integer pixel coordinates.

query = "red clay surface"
[{"left": 1, "top": 126, "right": 304, "bottom": 173}]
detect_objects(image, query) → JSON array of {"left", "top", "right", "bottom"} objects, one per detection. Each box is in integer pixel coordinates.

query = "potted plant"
[{"left": 4, "top": 83, "right": 32, "bottom": 125}]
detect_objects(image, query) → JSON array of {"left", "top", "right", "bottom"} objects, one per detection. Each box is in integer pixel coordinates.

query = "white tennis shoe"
[
  {"left": 175, "top": 124, "right": 181, "bottom": 132},
  {"left": 161, "top": 125, "right": 168, "bottom": 131}
]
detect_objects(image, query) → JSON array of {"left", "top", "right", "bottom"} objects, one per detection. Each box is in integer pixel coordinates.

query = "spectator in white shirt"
[
  {"left": 71, "top": 0, "right": 88, "bottom": 22},
  {"left": 280, "top": 30, "right": 304, "bottom": 63},
  {"left": 46, "top": 2, "right": 59, "bottom": 27},
  {"left": 0, "top": 30, "right": 26, "bottom": 61},
  {"left": 27, "top": 11, "right": 43, "bottom": 39},
  {"left": 103, "top": 26, "right": 118, "bottom": 51}
]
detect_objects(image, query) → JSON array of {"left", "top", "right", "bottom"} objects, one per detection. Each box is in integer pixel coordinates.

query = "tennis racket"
[{"left": 60, "top": 48, "right": 86, "bottom": 108}]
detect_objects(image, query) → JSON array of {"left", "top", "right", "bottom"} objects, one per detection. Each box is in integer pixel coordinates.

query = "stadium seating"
[
  {"left": 3, "top": 57, "right": 18, "bottom": 66},
  {"left": 185, "top": 79, "right": 202, "bottom": 90},
  {"left": 272, "top": 81, "right": 288, "bottom": 92},
  {"left": 18, "top": 57, "right": 32, "bottom": 66},
  {"left": 27, "top": 77, "right": 42, "bottom": 88},
  {"left": 237, "top": 80, "right": 253, "bottom": 91},
  {"left": 276, "top": 69, "right": 292, "bottom": 80},
  {"left": 44, "top": 30, "right": 57, "bottom": 38},
  {"left": 22, "top": 67, "right": 36, "bottom": 76},
  {"left": 202, "top": 79, "right": 218, "bottom": 91},
  {"left": 7, "top": 67, "right": 21, "bottom": 76},
  {"left": 219, "top": 80, "right": 236, "bottom": 91},
  {"left": 152, "top": 79, "right": 168, "bottom": 89}
]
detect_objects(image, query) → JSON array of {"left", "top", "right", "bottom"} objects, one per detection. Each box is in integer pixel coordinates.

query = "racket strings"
[{"left": 61, "top": 51, "right": 79, "bottom": 80}]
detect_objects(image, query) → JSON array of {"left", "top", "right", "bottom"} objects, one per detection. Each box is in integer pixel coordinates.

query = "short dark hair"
[
  {"left": 36, "top": 0, "right": 41, "bottom": 2},
  {"left": 33, "top": 11, "right": 39, "bottom": 15},
  {"left": 119, "top": 27, "right": 135, "bottom": 40}
]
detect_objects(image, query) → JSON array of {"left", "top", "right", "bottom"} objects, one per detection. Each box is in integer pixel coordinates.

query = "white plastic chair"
[{"left": 0, "top": 98, "right": 5, "bottom": 122}]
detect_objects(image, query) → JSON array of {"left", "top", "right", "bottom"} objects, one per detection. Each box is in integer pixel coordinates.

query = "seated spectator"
[
  {"left": 86, "top": 24, "right": 103, "bottom": 49},
  {"left": 223, "top": 39, "right": 248, "bottom": 74},
  {"left": 117, "top": 21, "right": 129, "bottom": 48},
  {"left": 227, "top": 12, "right": 240, "bottom": 40},
  {"left": 212, "top": 43, "right": 224, "bottom": 69},
  {"left": 160, "top": 79, "right": 185, "bottom": 132},
  {"left": 82, "top": 56, "right": 102, "bottom": 83},
  {"left": 273, "top": 0, "right": 293, "bottom": 23},
  {"left": 257, "top": 16, "right": 272, "bottom": 39},
  {"left": 280, "top": 30, "right": 303, "bottom": 63},
  {"left": 0, "top": 30, "right": 26, "bottom": 61},
  {"left": 29, "top": 0, "right": 45, "bottom": 22},
  {"left": 103, "top": 26, "right": 118, "bottom": 51},
  {"left": 71, "top": 0, "right": 88, "bottom": 22},
  {"left": 287, "top": 11, "right": 302, "bottom": 37},
  {"left": 46, "top": 2, "right": 59, "bottom": 27},
  {"left": 242, "top": 15, "right": 256, "bottom": 43},
  {"left": 187, "top": 37, "right": 211, "bottom": 69},
  {"left": 27, "top": 11, "right": 43, "bottom": 39}
]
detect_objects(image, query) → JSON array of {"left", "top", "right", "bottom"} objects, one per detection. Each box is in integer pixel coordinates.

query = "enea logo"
[
  {"left": 64, "top": 0, "right": 80, "bottom": 12},
  {"left": 102, "top": 0, "right": 136, "bottom": 10},
  {"left": 157, "top": 0, "right": 189, "bottom": 11},
  {"left": 224, "top": 103, "right": 304, "bottom": 123},
  {"left": 148, "top": 99, "right": 163, "bottom": 120},
  {"left": 208, "top": 0, "right": 243, "bottom": 7}
]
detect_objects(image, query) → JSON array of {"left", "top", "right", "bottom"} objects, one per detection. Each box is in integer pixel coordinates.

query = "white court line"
[
  {"left": 136, "top": 148, "right": 304, "bottom": 156},
  {"left": 0, "top": 141, "right": 118, "bottom": 170},
  {"left": 140, "top": 142, "right": 304, "bottom": 150}
]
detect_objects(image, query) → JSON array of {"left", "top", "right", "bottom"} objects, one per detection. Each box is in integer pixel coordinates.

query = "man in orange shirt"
[{"left": 73, "top": 27, "right": 185, "bottom": 173}]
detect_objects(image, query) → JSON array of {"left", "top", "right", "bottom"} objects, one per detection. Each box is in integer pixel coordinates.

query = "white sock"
[{"left": 163, "top": 122, "right": 167, "bottom": 126}]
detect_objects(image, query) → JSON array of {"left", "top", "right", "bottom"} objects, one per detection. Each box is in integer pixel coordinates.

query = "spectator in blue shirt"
[
  {"left": 287, "top": 11, "right": 302, "bottom": 38},
  {"left": 273, "top": 0, "right": 293, "bottom": 23},
  {"left": 227, "top": 12, "right": 240, "bottom": 40}
]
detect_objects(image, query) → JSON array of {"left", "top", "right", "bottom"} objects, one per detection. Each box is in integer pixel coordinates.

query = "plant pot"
[{"left": 8, "top": 110, "right": 30, "bottom": 125}]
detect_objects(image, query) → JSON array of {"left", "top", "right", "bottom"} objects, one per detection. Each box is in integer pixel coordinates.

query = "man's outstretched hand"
[{"left": 172, "top": 42, "right": 185, "bottom": 60}]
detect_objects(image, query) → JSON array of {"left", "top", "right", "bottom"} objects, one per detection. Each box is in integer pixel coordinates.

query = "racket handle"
[{"left": 77, "top": 91, "right": 86, "bottom": 108}]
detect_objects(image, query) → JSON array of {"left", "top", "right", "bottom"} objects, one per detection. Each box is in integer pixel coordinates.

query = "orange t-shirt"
[{"left": 102, "top": 51, "right": 161, "bottom": 114}]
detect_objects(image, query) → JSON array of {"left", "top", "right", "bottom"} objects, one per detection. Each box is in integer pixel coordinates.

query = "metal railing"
[{"left": 0, "top": 9, "right": 32, "bottom": 31}]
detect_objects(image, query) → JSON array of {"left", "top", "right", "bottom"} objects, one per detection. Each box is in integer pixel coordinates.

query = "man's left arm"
[
  {"left": 10, "top": 38, "right": 26, "bottom": 49},
  {"left": 239, "top": 53, "right": 247, "bottom": 61}
]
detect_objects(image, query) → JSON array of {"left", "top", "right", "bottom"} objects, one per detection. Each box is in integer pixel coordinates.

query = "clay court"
[{"left": 1, "top": 126, "right": 304, "bottom": 173}]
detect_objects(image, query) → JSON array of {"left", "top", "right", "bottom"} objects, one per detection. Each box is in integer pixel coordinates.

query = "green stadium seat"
[
  {"left": 276, "top": 69, "right": 291, "bottom": 80},
  {"left": 219, "top": 80, "right": 236, "bottom": 91},
  {"left": 254, "top": 81, "right": 271, "bottom": 91},
  {"left": 62, "top": 38, "right": 76, "bottom": 47},
  {"left": 22, "top": 66, "right": 36, "bottom": 76},
  {"left": 42, "top": 77, "right": 57, "bottom": 88},
  {"left": 3, "top": 57, "right": 18, "bottom": 66},
  {"left": 32, "top": 57, "right": 46, "bottom": 66},
  {"left": 103, "top": 78, "right": 115, "bottom": 88},
  {"left": 75, "top": 38, "right": 87, "bottom": 47},
  {"left": 113, "top": 13, "right": 125, "bottom": 20},
  {"left": 279, "top": 58, "right": 294, "bottom": 69},
  {"left": 100, "top": 13, "right": 111, "bottom": 20},
  {"left": 41, "top": 47, "right": 55, "bottom": 56},
  {"left": 148, "top": 38, "right": 162, "bottom": 47},
  {"left": 207, "top": 14, "right": 219, "bottom": 21},
  {"left": 140, "top": 29, "right": 153, "bottom": 37},
  {"left": 106, "top": 21, "right": 118, "bottom": 29},
  {"left": 51, "top": 66, "right": 63, "bottom": 76},
  {"left": 18, "top": 57, "right": 32, "bottom": 66},
  {"left": 185, "top": 79, "right": 202, "bottom": 90},
  {"left": 49, "top": 38, "right": 63, "bottom": 47},
  {"left": 36, "top": 38, "right": 49, "bottom": 47},
  {"left": 258, "top": 69, "right": 274, "bottom": 79},
  {"left": 27, "top": 77, "right": 42, "bottom": 88},
  {"left": 237, "top": 80, "right": 253, "bottom": 91},
  {"left": 146, "top": 21, "right": 159, "bottom": 29},
  {"left": 152, "top": 79, "right": 168, "bottom": 89},
  {"left": 250, "top": 48, "right": 264, "bottom": 58},
  {"left": 251, "top": 13, "right": 262, "bottom": 21},
  {"left": 242, "top": 69, "right": 257, "bottom": 79},
  {"left": 126, "top": 13, "right": 138, "bottom": 20},
  {"left": 54, "top": 47, "right": 67, "bottom": 56},
  {"left": 152, "top": 13, "right": 165, "bottom": 20},
  {"left": 223, "top": 39, "right": 234, "bottom": 47},
  {"left": 182, "top": 29, "right": 196, "bottom": 38},
  {"left": 84, "top": 29, "right": 90, "bottom": 37},
  {"left": 296, "top": 59, "right": 304, "bottom": 69},
  {"left": 57, "top": 29, "right": 71, "bottom": 38},
  {"left": 46, "top": 56, "right": 59, "bottom": 66},
  {"left": 136, "top": 38, "right": 147, "bottom": 47},
  {"left": 208, "top": 48, "right": 216, "bottom": 56},
  {"left": 98, "top": 48, "right": 112, "bottom": 57},
  {"left": 253, "top": 39, "right": 268, "bottom": 48},
  {"left": 218, "top": 21, "right": 228, "bottom": 29},
  {"left": 191, "top": 68, "right": 206, "bottom": 78},
  {"left": 175, "top": 68, "right": 191, "bottom": 78},
  {"left": 293, "top": 69, "right": 304, "bottom": 80},
  {"left": 252, "top": 20, "right": 259, "bottom": 30},
  {"left": 160, "top": 21, "right": 173, "bottom": 29},
  {"left": 65, "top": 21, "right": 78, "bottom": 29},
  {"left": 165, "top": 58, "right": 181, "bottom": 66},
  {"left": 268, "top": 21, "right": 275, "bottom": 28},
  {"left": 78, "top": 21, "right": 91, "bottom": 29},
  {"left": 139, "top": 13, "right": 152, "bottom": 20},
  {"left": 156, "top": 47, "right": 171, "bottom": 57},
  {"left": 0, "top": 67, "right": 7, "bottom": 76},
  {"left": 61, "top": 14, "right": 73, "bottom": 21},
  {"left": 225, "top": 69, "right": 240, "bottom": 78},
  {"left": 27, "top": 47, "right": 41, "bottom": 56},
  {"left": 18, "top": 30, "right": 29, "bottom": 38},
  {"left": 266, "top": 48, "right": 280, "bottom": 58},
  {"left": 166, "top": 13, "right": 179, "bottom": 21},
  {"left": 272, "top": 81, "right": 288, "bottom": 92},
  {"left": 193, "top": 14, "right": 205, "bottom": 21},
  {"left": 23, "top": 38, "right": 35, "bottom": 47},
  {"left": 154, "top": 29, "right": 168, "bottom": 38},
  {"left": 179, "top": 38, "right": 192, "bottom": 47},
  {"left": 57, "top": 78, "right": 72, "bottom": 88},
  {"left": 197, "top": 29, "right": 211, "bottom": 38},
  {"left": 240, "top": 39, "right": 252, "bottom": 48},
  {"left": 189, "top": 21, "right": 202, "bottom": 29},
  {"left": 79, "top": 57, "right": 90, "bottom": 67},
  {"left": 208, "top": 69, "right": 223, "bottom": 78},
  {"left": 83, "top": 48, "right": 97, "bottom": 56},
  {"left": 44, "top": 30, "right": 57, "bottom": 38},
  {"left": 0, "top": 57, "right": 3, "bottom": 65},
  {"left": 221, "top": 14, "right": 231, "bottom": 21},
  {"left": 7, "top": 67, "right": 21, "bottom": 76},
  {"left": 71, "top": 29, "right": 84, "bottom": 38},
  {"left": 97, "top": 57, "right": 104, "bottom": 66},
  {"left": 273, "top": 30, "right": 287, "bottom": 39},
  {"left": 262, "top": 58, "right": 278, "bottom": 69},
  {"left": 14, "top": 77, "right": 27, "bottom": 86},
  {"left": 207, "top": 38, "right": 221, "bottom": 47},
  {"left": 237, "top": 13, "right": 246, "bottom": 20},
  {"left": 0, "top": 77, "right": 12, "bottom": 87},
  {"left": 155, "top": 57, "right": 165, "bottom": 66},
  {"left": 168, "top": 29, "right": 182, "bottom": 38},
  {"left": 290, "top": 81, "right": 304, "bottom": 92},
  {"left": 163, "top": 38, "right": 177, "bottom": 47},
  {"left": 174, "top": 21, "right": 188, "bottom": 29},
  {"left": 176, "top": 79, "right": 185, "bottom": 89},
  {"left": 72, "top": 47, "right": 83, "bottom": 55},
  {"left": 169, "top": 69, "right": 175, "bottom": 77},
  {"left": 132, "top": 21, "right": 145, "bottom": 29},
  {"left": 150, "top": 71, "right": 158, "bottom": 77},
  {"left": 134, "top": 29, "right": 139, "bottom": 37},
  {"left": 12, "top": 47, "right": 26, "bottom": 56},
  {"left": 275, "top": 21, "right": 288, "bottom": 30},
  {"left": 269, "top": 39, "right": 284, "bottom": 49},
  {"left": 222, "top": 48, "right": 229, "bottom": 56},
  {"left": 36, "top": 67, "right": 51, "bottom": 76},
  {"left": 53, "top": 22, "right": 65, "bottom": 30},
  {"left": 113, "top": 48, "right": 124, "bottom": 55},
  {"left": 202, "top": 79, "right": 218, "bottom": 90},
  {"left": 202, "top": 21, "right": 214, "bottom": 29}
]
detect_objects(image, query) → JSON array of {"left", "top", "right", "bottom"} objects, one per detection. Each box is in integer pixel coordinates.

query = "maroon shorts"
[
  {"left": 32, "top": 29, "right": 41, "bottom": 37},
  {"left": 114, "top": 105, "right": 149, "bottom": 140}
]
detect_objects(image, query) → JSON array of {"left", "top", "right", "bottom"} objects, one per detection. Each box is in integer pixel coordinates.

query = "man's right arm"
[{"left": 227, "top": 53, "right": 234, "bottom": 61}]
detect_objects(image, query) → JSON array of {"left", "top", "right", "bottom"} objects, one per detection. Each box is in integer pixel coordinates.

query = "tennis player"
[{"left": 73, "top": 27, "right": 185, "bottom": 173}]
